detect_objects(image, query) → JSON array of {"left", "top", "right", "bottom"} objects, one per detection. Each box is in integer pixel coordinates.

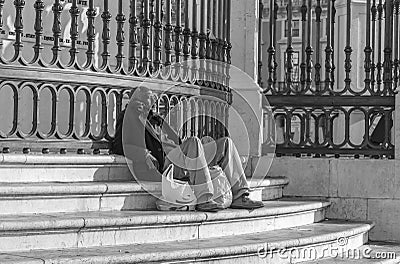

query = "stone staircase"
[{"left": 0, "top": 154, "right": 375, "bottom": 263}]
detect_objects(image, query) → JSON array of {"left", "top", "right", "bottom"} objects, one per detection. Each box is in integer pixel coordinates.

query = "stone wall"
[{"left": 268, "top": 156, "right": 399, "bottom": 242}]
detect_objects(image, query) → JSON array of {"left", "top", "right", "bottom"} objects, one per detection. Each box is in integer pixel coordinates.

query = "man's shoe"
[
  {"left": 196, "top": 201, "right": 224, "bottom": 212},
  {"left": 230, "top": 194, "right": 264, "bottom": 209}
]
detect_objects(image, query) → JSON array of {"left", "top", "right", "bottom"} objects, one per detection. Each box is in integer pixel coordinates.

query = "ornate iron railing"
[
  {"left": 0, "top": 0, "right": 232, "bottom": 154},
  {"left": 261, "top": 0, "right": 397, "bottom": 158}
]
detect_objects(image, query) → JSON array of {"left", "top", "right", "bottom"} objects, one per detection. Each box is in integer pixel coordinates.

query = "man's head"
[{"left": 129, "top": 86, "right": 155, "bottom": 111}]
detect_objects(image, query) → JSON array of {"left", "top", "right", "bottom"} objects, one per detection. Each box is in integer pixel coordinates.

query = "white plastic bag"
[
  {"left": 161, "top": 164, "right": 196, "bottom": 206},
  {"left": 209, "top": 166, "right": 233, "bottom": 208}
]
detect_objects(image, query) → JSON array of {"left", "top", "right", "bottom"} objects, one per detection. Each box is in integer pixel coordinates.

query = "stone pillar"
[
  {"left": 230, "top": 0, "right": 259, "bottom": 81},
  {"left": 228, "top": 0, "right": 265, "bottom": 177},
  {"left": 228, "top": 70, "right": 263, "bottom": 155},
  {"left": 228, "top": 69, "right": 264, "bottom": 177}
]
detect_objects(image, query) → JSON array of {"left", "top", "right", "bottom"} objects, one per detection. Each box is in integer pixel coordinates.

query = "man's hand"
[
  {"left": 161, "top": 132, "right": 178, "bottom": 154},
  {"left": 145, "top": 153, "right": 159, "bottom": 170}
]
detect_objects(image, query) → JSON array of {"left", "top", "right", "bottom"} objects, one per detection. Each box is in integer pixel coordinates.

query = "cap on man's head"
[{"left": 129, "top": 86, "right": 152, "bottom": 100}]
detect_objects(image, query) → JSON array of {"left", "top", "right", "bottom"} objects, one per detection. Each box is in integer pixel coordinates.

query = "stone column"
[
  {"left": 230, "top": 0, "right": 259, "bottom": 81},
  {"left": 228, "top": 69, "right": 264, "bottom": 177},
  {"left": 229, "top": 0, "right": 265, "bottom": 177}
]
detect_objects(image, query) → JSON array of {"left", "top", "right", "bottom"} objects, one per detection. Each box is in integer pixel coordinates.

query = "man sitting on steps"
[{"left": 112, "top": 86, "right": 264, "bottom": 212}]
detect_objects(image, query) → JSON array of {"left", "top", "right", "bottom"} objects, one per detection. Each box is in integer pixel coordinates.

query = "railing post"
[
  {"left": 315, "top": 0, "right": 322, "bottom": 92},
  {"left": 31, "top": 0, "right": 45, "bottom": 65},
  {"left": 0, "top": 0, "right": 4, "bottom": 63},
  {"left": 300, "top": 0, "right": 307, "bottom": 92},
  {"left": 377, "top": 0, "right": 384, "bottom": 92},
  {"left": 383, "top": 0, "right": 394, "bottom": 94},
  {"left": 206, "top": 0, "right": 212, "bottom": 60},
  {"left": 50, "top": 0, "right": 62, "bottom": 67},
  {"left": 199, "top": 0, "right": 206, "bottom": 60},
  {"left": 331, "top": 0, "right": 336, "bottom": 87},
  {"left": 205, "top": 0, "right": 212, "bottom": 86},
  {"left": 221, "top": 0, "right": 228, "bottom": 89},
  {"left": 324, "top": 0, "right": 333, "bottom": 92},
  {"left": 365, "top": 0, "right": 373, "bottom": 93},
  {"left": 164, "top": 0, "right": 173, "bottom": 66},
  {"left": 153, "top": 0, "right": 162, "bottom": 71},
  {"left": 217, "top": 0, "right": 223, "bottom": 62},
  {"left": 68, "top": 0, "right": 80, "bottom": 69},
  {"left": 305, "top": 0, "right": 314, "bottom": 90},
  {"left": 198, "top": 0, "right": 207, "bottom": 86},
  {"left": 191, "top": 0, "right": 199, "bottom": 84},
  {"left": 0, "top": 0, "right": 4, "bottom": 48},
  {"left": 371, "top": 0, "right": 377, "bottom": 90},
  {"left": 268, "top": 0, "right": 277, "bottom": 91},
  {"left": 285, "top": 0, "right": 294, "bottom": 92},
  {"left": 258, "top": 0, "right": 264, "bottom": 87},
  {"left": 273, "top": 1, "right": 278, "bottom": 85},
  {"left": 115, "top": 0, "right": 126, "bottom": 73},
  {"left": 149, "top": 0, "right": 155, "bottom": 66},
  {"left": 191, "top": 0, "right": 199, "bottom": 60},
  {"left": 182, "top": 1, "right": 191, "bottom": 61},
  {"left": 128, "top": 0, "right": 138, "bottom": 72},
  {"left": 344, "top": 0, "right": 353, "bottom": 92},
  {"left": 84, "top": 0, "right": 97, "bottom": 70},
  {"left": 12, "top": 0, "right": 25, "bottom": 64},
  {"left": 174, "top": 0, "right": 182, "bottom": 63},
  {"left": 101, "top": 0, "right": 112, "bottom": 72},
  {"left": 226, "top": 0, "right": 232, "bottom": 88}
]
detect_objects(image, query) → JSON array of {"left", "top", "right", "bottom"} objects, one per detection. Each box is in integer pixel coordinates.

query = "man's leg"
[
  {"left": 203, "top": 137, "right": 249, "bottom": 200},
  {"left": 203, "top": 137, "right": 264, "bottom": 209},
  {"left": 166, "top": 137, "right": 214, "bottom": 204}
]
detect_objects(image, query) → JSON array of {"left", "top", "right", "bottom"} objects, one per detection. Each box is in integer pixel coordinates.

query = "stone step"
[
  {"left": 0, "top": 177, "right": 288, "bottom": 215},
  {"left": 0, "top": 154, "right": 132, "bottom": 183},
  {"left": 303, "top": 243, "right": 400, "bottom": 263},
  {"left": 0, "top": 181, "right": 160, "bottom": 214},
  {"left": 0, "top": 199, "right": 329, "bottom": 252},
  {"left": 0, "top": 154, "right": 289, "bottom": 189},
  {"left": 0, "top": 220, "right": 373, "bottom": 263}
]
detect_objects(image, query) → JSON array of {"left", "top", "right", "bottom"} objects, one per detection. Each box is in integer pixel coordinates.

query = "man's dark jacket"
[{"left": 112, "top": 101, "right": 181, "bottom": 173}]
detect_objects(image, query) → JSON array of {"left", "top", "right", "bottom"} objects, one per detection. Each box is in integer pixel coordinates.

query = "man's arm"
[{"left": 149, "top": 111, "right": 182, "bottom": 145}]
